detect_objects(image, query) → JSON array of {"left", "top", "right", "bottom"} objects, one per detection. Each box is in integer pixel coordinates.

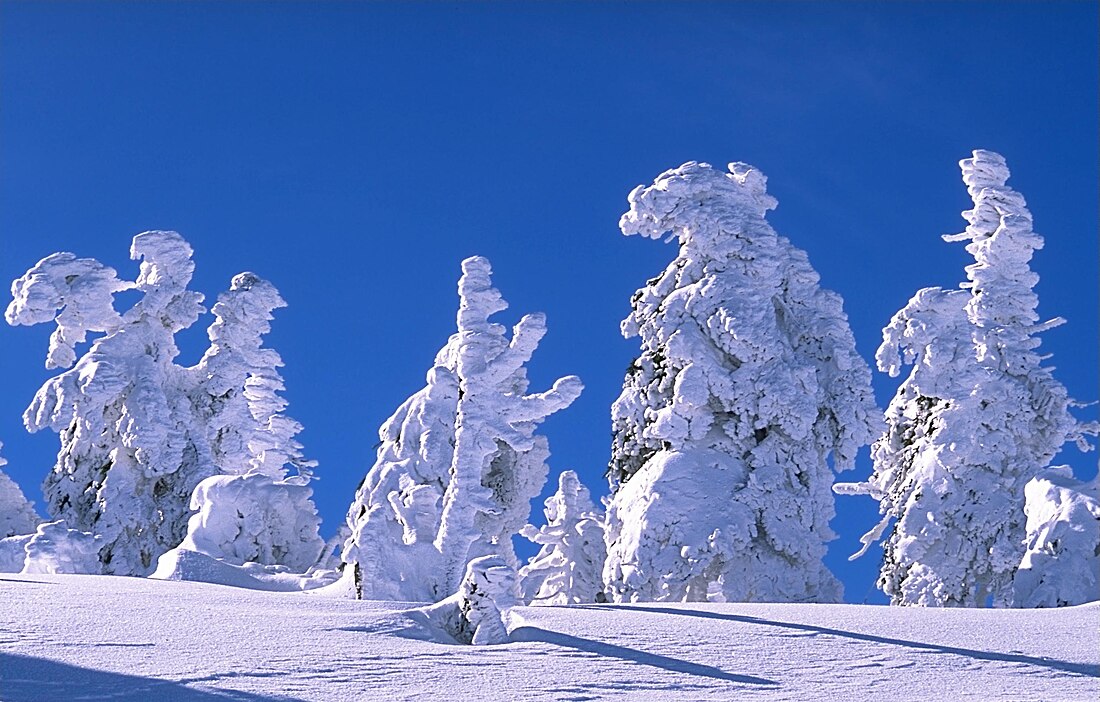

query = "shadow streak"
[
  {"left": 0, "top": 653, "right": 303, "bottom": 702},
  {"left": 509, "top": 625, "right": 778, "bottom": 687},
  {"left": 594, "top": 605, "right": 1100, "bottom": 678}
]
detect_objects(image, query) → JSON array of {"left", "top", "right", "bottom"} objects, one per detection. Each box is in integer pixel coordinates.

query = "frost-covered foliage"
[
  {"left": 417, "top": 555, "right": 519, "bottom": 645},
  {"left": 604, "top": 161, "right": 878, "bottom": 603},
  {"left": 343, "top": 256, "right": 582, "bottom": 601},
  {"left": 7, "top": 232, "right": 213, "bottom": 575},
  {"left": 519, "top": 470, "right": 606, "bottom": 605},
  {"left": 1012, "top": 466, "right": 1100, "bottom": 608},
  {"left": 0, "top": 443, "right": 40, "bottom": 538},
  {"left": 176, "top": 473, "right": 323, "bottom": 571},
  {"left": 178, "top": 273, "right": 322, "bottom": 568},
  {"left": 837, "top": 151, "right": 1097, "bottom": 607},
  {"left": 21, "top": 520, "right": 102, "bottom": 575}
]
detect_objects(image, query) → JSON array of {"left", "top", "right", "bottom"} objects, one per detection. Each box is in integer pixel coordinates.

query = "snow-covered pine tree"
[
  {"left": 519, "top": 470, "right": 607, "bottom": 605},
  {"left": 604, "top": 161, "right": 878, "bottom": 603},
  {"left": 176, "top": 272, "right": 323, "bottom": 570},
  {"left": 0, "top": 442, "right": 40, "bottom": 538},
  {"left": 1012, "top": 466, "right": 1099, "bottom": 608},
  {"left": 343, "top": 256, "right": 582, "bottom": 601},
  {"left": 837, "top": 150, "right": 1097, "bottom": 607},
  {"left": 7, "top": 231, "right": 213, "bottom": 575}
]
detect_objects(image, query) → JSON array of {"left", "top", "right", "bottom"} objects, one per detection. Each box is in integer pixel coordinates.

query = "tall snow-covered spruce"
[
  {"left": 837, "top": 150, "right": 1097, "bottom": 607},
  {"left": 7, "top": 232, "right": 212, "bottom": 575},
  {"left": 605, "top": 161, "right": 878, "bottom": 603},
  {"left": 343, "top": 256, "right": 582, "bottom": 601},
  {"left": 174, "top": 273, "right": 323, "bottom": 571}
]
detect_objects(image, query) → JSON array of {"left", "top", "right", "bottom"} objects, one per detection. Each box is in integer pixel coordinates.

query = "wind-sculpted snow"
[
  {"left": 344, "top": 256, "right": 582, "bottom": 602},
  {"left": 838, "top": 151, "right": 1098, "bottom": 607},
  {"left": 1013, "top": 467, "right": 1100, "bottom": 608},
  {"left": 519, "top": 470, "right": 606, "bottom": 605},
  {"left": 20, "top": 520, "right": 101, "bottom": 575},
  {"left": 0, "top": 443, "right": 39, "bottom": 539},
  {"left": 607, "top": 161, "right": 878, "bottom": 603}
]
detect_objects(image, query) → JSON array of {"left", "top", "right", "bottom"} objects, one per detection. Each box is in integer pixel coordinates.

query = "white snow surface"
[{"left": 0, "top": 573, "right": 1096, "bottom": 701}]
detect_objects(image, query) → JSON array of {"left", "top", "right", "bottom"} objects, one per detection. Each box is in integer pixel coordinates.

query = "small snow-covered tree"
[
  {"left": 838, "top": 151, "right": 1097, "bottom": 607},
  {"left": 0, "top": 443, "right": 40, "bottom": 538},
  {"left": 7, "top": 231, "right": 212, "bottom": 575},
  {"left": 605, "top": 161, "right": 878, "bottom": 603},
  {"left": 519, "top": 470, "right": 606, "bottom": 605},
  {"left": 21, "top": 520, "right": 102, "bottom": 575},
  {"left": 1012, "top": 466, "right": 1099, "bottom": 608},
  {"left": 419, "top": 554, "right": 519, "bottom": 645},
  {"left": 343, "top": 256, "right": 582, "bottom": 601},
  {"left": 174, "top": 272, "right": 323, "bottom": 569}
]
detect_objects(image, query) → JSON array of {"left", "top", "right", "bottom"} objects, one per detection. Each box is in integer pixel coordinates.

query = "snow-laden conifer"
[
  {"left": 838, "top": 151, "right": 1097, "bottom": 607},
  {"left": 418, "top": 554, "right": 519, "bottom": 645},
  {"left": 0, "top": 443, "right": 40, "bottom": 538},
  {"left": 7, "top": 231, "right": 212, "bottom": 575},
  {"left": 605, "top": 161, "right": 878, "bottom": 603},
  {"left": 519, "top": 470, "right": 606, "bottom": 605},
  {"left": 175, "top": 272, "right": 322, "bottom": 569},
  {"left": 1012, "top": 466, "right": 1099, "bottom": 608},
  {"left": 343, "top": 256, "right": 582, "bottom": 601}
]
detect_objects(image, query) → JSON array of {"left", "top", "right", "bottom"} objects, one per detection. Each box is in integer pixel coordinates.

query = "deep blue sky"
[{"left": 1, "top": 2, "right": 1096, "bottom": 603}]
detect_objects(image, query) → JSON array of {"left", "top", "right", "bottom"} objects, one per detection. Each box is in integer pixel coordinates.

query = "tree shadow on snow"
[
  {"left": 509, "top": 626, "right": 779, "bottom": 687},
  {"left": 593, "top": 605, "right": 1100, "bottom": 678},
  {"left": 0, "top": 653, "right": 303, "bottom": 702}
]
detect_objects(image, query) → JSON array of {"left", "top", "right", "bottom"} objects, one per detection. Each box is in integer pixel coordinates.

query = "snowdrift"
[{"left": 0, "top": 574, "right": 1096, "bottom": 701}]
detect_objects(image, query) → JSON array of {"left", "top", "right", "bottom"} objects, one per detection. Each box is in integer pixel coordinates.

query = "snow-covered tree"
[
  {"left": 7, "top": 231, "right": 213, "bottom": 575},
  {"left": 21, "top": 520, "right": 102, "bottom": 575},
  {"left": 343, "top": 256, "right": 582, "bottom": 601},
  {"left": 519, "top": 470, "right": 606, "bottom": 605},
  {"left": 604, "top": 161, "right": 878, "bottom": 603},
  {"left": 418, "top": 554, "right": 519, "bottom": 645},
  {"left": 0, "top": 442, "right": 40, "bottom": 538},
  {"left": 1012, "top": 466, "right": 1099, "bottom": 608},
  {"left": 837, "top": 150, "right": 1097, "bottom": 607}
]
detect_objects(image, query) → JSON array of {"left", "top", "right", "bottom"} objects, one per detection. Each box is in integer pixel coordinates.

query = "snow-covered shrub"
[
  {"left": 0, "top": 442, "right": 40, "bottom": 538},
  {"left": 1012, "top": 466, "right": 1100, "bottom": 608},
  {"left": 0, "top": 535, "right": 33, "bottom": 573},
  {"left": 21, "top": 520, "right": 102, "bottom": 575},
  {"left": 176, "top": 472, "right": 323, "bottom": 571},
  {"left": 837, "top": 151, "right": 1097, "bottom": 607},
  {"left": 418, "top": 555, "right": 519, "bottom": 645},
  {"left": 605, "top": 161, "right": 878, "bottom": 603},
  {"left": 343, "top": 256, "right": 582, "bottom": 601},
  {"left": 7, "top": 232, "right": 211, "bottom": 575},
  {"left": 519, "top": 470, "right": 606, "bottom": 605}
]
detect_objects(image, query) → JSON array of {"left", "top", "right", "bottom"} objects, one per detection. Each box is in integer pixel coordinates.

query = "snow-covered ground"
[{"left": 1, "top": 574, "right": 1096, "bottom": 701}]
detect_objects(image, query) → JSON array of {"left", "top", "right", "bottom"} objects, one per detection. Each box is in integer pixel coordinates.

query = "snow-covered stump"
[
  {"left": 342, "top": 256, "right": 581, "bottom": 602},
  {"left": 21, "top": 520, "right": 102, "bottom": 575},
  {"left": 0, "top": 442, "right": 40, "bottom": 539},
  {"left": 837, "top": 151, "right": 1097, "bottom": 607},
  {"left": 420, "top": 555, "right": 519, "bottom": 645},
  {"left": 519, "top": 470, "right": 607, "bottom": 605},
  {"left": 604, "top": 162, "right": 878, "bottom": 603},
  {"left": 1012, "top": 467, "right": 1100, "bottom": 608}
]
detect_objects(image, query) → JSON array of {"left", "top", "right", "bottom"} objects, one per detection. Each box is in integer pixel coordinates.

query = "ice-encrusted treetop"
[
  {"left": 126, "top": 230, "right": 206, "bottom": 344},
  {"left": 6, "top": 253, "right": 130, "bottom": 369}
]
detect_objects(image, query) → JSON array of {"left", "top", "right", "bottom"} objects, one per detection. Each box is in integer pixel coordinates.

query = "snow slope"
[{"left": 0, "top": 574, "right": 1096, "bottom": 701}]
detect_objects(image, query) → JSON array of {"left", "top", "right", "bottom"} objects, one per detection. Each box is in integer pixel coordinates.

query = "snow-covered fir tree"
[
  {"left": 0, "top": 442, "right": 40, "bottom": 538},
  {"left": 604, "top": 161, "right": 878, "bottom": 603},
  {"left": 174, "top": 272, "right": 323, "bottom": 570},
  {"left": 1012, "top": 466, "right": 1099, "bottom": 608},
  {"left": 7, "top": 232, "right": 213, "bottom": 575},
  {"left": 837, "top": 150, "right": 1097, "bottom": 607},
  {"left": 519, "top": 470, "right": 606, "bottom": 605},
  {"left": 343, "top": 256, "right": 582, "bottom": 601}
]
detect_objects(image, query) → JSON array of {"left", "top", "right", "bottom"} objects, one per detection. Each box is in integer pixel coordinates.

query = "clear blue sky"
[{"left": 1, "top": 2, "right": 1096, "bottom": 603}]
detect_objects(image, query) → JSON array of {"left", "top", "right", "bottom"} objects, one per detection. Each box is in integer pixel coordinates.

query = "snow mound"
[{"left": 151, "top": 547, "right": 340, "bottom": 592}]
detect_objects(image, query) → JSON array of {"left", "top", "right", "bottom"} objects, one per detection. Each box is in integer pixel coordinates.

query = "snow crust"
[
  {"left": 1012, "top": 466, "right": 1100, "bottom": 608},
  {"left": 838, "top": 151, "right": 1097, "bottom": 607},
  {"left": 343, "top": 256, "right": 581, "bottom": 601},
  {"left": 1, "top": 574, "right": 1096, "bottom": 701},
  {"left": 606, "top": 161, "right": 878, "bottom": 603}
]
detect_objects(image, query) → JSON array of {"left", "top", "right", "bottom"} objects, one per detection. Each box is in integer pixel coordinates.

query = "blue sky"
[{"left": 1, "top": 2, "right": 1096, "bottom": 603}]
